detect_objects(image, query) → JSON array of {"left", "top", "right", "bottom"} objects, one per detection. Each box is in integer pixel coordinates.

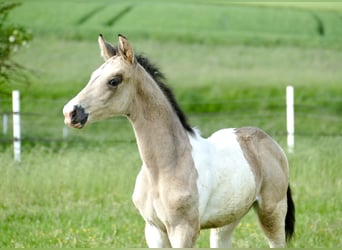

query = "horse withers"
[{"left": 63, "top": 34, "right": 295, "bottom": 248}]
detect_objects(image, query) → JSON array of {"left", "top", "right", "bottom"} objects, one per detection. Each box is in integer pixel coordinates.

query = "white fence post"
[
  {"left": 63, "top": 126, "right": 68, "bottom": 139},
  {"left": 286, "top": 86, "right": 294, "bottom": 152},
  {"left": 3, "top": 113, "right": 8, "bottom": 135},
  {"left": 12, "top": 90, "right": 21, "bottom": 162}
]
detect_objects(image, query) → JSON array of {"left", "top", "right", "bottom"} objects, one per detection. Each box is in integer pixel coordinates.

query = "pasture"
[{"left": 1, "top": 1, "right": 341, "bottom": 247}]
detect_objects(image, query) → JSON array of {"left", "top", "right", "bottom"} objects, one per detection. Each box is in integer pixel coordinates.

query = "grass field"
[{"left": 1, "top": 0, "right": 342, "bottom": 247}]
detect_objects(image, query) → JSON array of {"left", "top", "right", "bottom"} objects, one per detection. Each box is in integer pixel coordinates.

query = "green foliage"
[{"left": 0, "top": 1, "right": 32, "bottom": 93}]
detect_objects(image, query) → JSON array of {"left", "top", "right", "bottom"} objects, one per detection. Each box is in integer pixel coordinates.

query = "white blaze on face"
[
  {"left": 62, "top": 101, "right": 74, "bottom": 126},
  {"left": 63, "top": 61, "right": 107, "bottom": 125},
  {"left": 63, "top": 59, "right": 123, "bottom": 127}
]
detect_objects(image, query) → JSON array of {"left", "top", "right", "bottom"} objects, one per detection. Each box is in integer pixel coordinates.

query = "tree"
[{"left": 0, "top": 1, "right": 32, "bottom": 94}]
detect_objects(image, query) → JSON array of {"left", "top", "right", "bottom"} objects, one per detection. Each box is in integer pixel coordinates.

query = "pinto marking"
[{"left": 63, "top": 34, "right": 295, "bottom": 248}]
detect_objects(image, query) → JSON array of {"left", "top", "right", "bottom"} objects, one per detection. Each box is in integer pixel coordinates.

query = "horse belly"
[
  {"left": 198, "top": 167, "right": 256, "bottom": 229},
  {"left": 190, "top": 129, "right": 257, "bottom": 229}
]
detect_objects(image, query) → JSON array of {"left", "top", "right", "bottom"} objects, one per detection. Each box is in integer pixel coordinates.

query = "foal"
[{"left": 63, "top": 34, "right": 295, "bottom": 248}]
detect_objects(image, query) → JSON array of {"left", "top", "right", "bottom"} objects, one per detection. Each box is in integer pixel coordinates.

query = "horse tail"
[{"left": 285, "top": 185, "right": 295, "bottom": 242}]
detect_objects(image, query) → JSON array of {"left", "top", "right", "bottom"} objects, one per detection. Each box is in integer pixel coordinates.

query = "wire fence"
[{"left": 1, "top": 94, "right": 342, "bottom": 147}]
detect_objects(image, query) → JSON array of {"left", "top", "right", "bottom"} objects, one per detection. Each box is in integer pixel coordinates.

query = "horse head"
[{"left": 63, "top": 34, "right": 137, "bottom": 128}]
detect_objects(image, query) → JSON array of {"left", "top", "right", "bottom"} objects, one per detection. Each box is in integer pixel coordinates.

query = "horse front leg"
[
  {"left": 167, "top": 222, "right": 200, "bottom": 248},
  {"left": 145, "top": 222, "right": 171, "bottom": 248}
]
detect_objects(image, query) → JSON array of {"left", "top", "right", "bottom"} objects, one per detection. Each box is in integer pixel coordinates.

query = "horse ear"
[
  {"left": 98, "top": 34, "right": 116, "bottom": 60},
  {"left": 118, "top": 34, "right": 136, "bottom": 64}
]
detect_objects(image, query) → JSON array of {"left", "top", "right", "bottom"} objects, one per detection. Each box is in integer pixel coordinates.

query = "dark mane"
[{"left": 135, "top": 54, "right": 194, "bottom": 135}]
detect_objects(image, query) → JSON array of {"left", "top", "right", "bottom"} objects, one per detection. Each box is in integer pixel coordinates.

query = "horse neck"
[{"left": 128, "top": 68, "right": 193, "bottom": 176}]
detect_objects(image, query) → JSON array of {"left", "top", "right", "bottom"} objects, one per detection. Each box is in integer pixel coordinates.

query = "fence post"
[
  {"left": 63, "top": 125, "right": 68, "bottom": 139},
  {"left": 12, "top": 90, "right": 21, "bottom": 162},
  {"left": 286, "top": 86, "right": 294, "bottom": 153},
  {"left": 3, "top": 113, "right": 8, "bottom": 135}
]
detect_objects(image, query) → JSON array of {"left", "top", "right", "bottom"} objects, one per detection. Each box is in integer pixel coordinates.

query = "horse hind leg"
[
  {"left": 254, "top": 185, "right": 295, "bottom": 248},
  {"left": 254, "top": 196, "right": 288, "bottom": 248}
]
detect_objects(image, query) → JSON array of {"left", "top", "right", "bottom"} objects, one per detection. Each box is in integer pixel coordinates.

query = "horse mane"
[{"left": 135, "top": 54, "right": 194, "bottom": 135}]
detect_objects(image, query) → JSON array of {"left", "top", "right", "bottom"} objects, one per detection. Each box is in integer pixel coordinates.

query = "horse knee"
[{"left": 168, "top": 223, "right": 199, "bottom": 248}]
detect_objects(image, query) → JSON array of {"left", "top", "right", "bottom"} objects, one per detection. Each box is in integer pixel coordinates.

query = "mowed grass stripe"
[{"left": 9, "top": 1, "right": 342, "bottom": 47}]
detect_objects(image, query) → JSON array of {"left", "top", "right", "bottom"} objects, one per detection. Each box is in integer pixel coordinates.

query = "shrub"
[{"left": 0, "top": 1, "right": 32, "bottom": 94}]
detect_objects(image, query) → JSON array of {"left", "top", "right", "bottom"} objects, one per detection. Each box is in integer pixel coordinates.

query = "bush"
[{"left": 0, "top": 1, "right": 32, "bottom": 94}]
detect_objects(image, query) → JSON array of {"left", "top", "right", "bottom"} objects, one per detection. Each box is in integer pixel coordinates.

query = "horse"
[{"left": 63, "top": 34, "right": 295, "bottom": 248}]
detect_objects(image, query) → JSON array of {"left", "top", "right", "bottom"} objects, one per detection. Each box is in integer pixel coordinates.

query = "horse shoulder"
[{"left": 133, "top": 162, "right": 198, "bottom": 231}]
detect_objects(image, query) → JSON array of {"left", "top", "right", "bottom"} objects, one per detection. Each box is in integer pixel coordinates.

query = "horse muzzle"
[{"left": 63, "top": 105, "right": 89, "bottom": 129}]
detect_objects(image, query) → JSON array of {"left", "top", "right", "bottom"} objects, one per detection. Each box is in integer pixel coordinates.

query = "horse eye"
[{"left": 108, "top": 76, "right": 122, "bottom": 87}]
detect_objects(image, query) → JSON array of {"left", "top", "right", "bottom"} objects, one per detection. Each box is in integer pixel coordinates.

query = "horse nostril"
[
  {"left": 71, "top": 105, "right": 88, "bottom": 127},
  {"left": 70, "top": 109, "right": 77, "bottom": 119}
]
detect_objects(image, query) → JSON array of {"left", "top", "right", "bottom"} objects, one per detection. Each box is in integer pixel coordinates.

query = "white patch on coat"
[{"left": 189, "top": 128, "right": 257, "bottom": 228}]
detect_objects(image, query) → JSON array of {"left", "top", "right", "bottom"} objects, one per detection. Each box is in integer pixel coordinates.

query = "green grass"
[
  {"left": 9, "top": 0, "right": 342, "bottom": 48},
  {"left": 1, "top": 136, "right": 341, "bottom": 247},
  {"left": 0, "top": 144, "right": 144, "bottom": 247},
  {"left": 1, "top": 0, "right": 341, "bottom": 247}
]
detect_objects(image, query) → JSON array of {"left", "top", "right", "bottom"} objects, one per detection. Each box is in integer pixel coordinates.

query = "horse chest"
[
  {"left": 132, "top": 168, "right": 161, "bottom": 226},
  {"left": 132, "top": 167, "right": 179, "bottom": 232}
]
